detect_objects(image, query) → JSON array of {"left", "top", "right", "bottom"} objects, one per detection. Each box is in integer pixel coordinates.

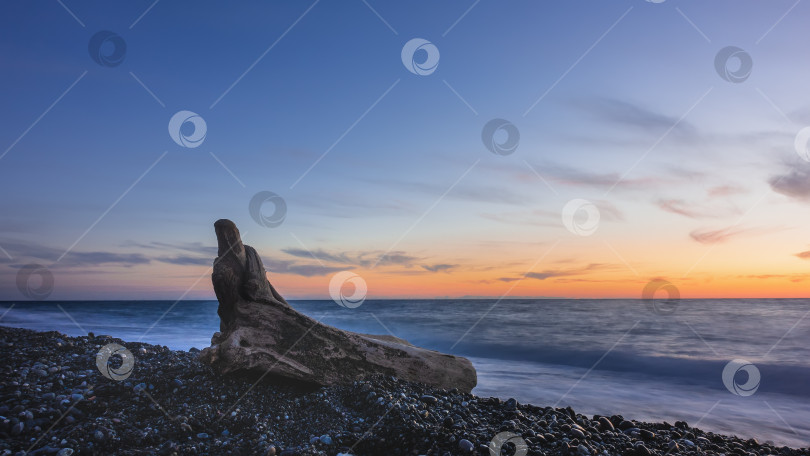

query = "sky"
[{"left": 2, "top": 0, "right": 810, "bottom": 300}]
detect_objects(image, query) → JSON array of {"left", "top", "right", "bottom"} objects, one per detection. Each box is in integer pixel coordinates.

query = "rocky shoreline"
[{"left": 0, "top": 326, "right": 806, "bottom": 456}]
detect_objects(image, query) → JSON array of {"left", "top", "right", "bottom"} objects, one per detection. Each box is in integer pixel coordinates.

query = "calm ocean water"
[{"left": 1, "top": 299, "right": 808, "bottom": 448}]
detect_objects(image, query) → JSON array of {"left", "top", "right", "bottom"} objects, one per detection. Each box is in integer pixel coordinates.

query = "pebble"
[
  {"left": 56, "top": 450, "right": 73, "bottom": 456},
  {"left": 419, "top": 395, "right": 437, "bottom": 404},
  {"left": 458, "top": 439, "right": 474, "bottom": 452},
  {"left": 680, "top": 438, "right": 695, "bottom": 447},
  {"left": 318, "top": 435, "right": 332, "bottom": 445},
  {"left": 635, "top": 444, "right": 651, "bottom": 456},
  {"left": 598, "top": 416, "right": 614, "bottom": 431},
  {"left": 639, "top": 429, "right": 655, "bottom": 440}
]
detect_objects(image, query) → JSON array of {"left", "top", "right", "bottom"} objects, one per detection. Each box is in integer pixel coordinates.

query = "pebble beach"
[{"left": 1, "top": 326, "right": 807, "bottom": 456}]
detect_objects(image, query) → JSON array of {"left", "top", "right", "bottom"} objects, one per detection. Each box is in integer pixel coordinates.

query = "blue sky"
[{"left": 2, "top": 1, "right": 810, "bottom": 299}]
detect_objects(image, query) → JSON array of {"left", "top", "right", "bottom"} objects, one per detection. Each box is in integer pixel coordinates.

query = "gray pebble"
[
  {"left": 419, "top": 395, "right": 437, "bottom": 404},
  {"left": 458, "top": 439, "right": 474, "bottom": 452},
  {"left": 598, "top": 417, "right": 614, "bottom": 431}
]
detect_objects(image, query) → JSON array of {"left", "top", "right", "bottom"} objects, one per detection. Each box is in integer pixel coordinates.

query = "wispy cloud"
[
  {"left": 156, "top": 255, "right": 211, "bottom": 266},
  {"left": 769, "top": 165, "right": 810, "bottom": 202},
  {"left": 526, "top": 263, "right": 612, "bottom": 280},
  {"left": 689, "top": 227, "right": 748, "bottom": 244},
  {"left": 740, "top": 274, "right": 810, "bottom": 283},
  {"left": 281, "top": 247, "right": 420, "bottom": 268},
  {"left": 122, "top": 241, "right": 218, "bottom": 256},
  {"left": 529, "top": 162, "right": 657, "bottom": 191},
  {"left": 688, "top": 226, "right": 782, "bottom": 244},
  {"left": 285, "top": 264, "right": 349, "bottom": 277},
  {"left": 656, "top": 198, "right": 739, "bottom": 219},
  {"left": 658, "top": 199, "right": 703, "bottom": 218},
  {"left": 574, "top": 97, "right": 698, "bottom": 139},
  {"left": 421, "top": 263, "right": 456, "bottom": 272},
  {"left": 0, "top": 239, "right": 150, "bottom": 267},
  {"left": 794, "top": 250, "right": 810, "bottom": 260},
  {"left": 496, "top": 263, "right": 614, "bottom": 282},
  {"left": 257, "top": 257, "right": 350, "bottom": 277}
]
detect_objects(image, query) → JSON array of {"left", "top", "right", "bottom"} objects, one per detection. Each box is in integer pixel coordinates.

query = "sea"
[{"left": 1, "top": 299, "right": 808, "bottom": 448}]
